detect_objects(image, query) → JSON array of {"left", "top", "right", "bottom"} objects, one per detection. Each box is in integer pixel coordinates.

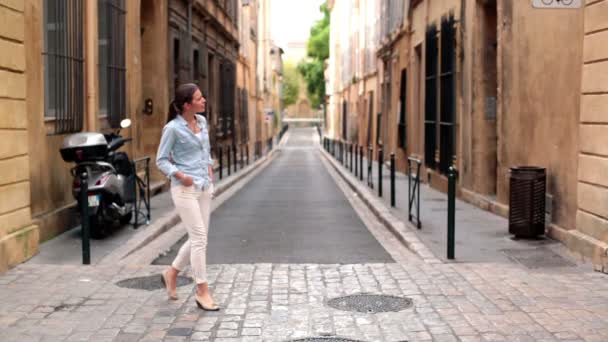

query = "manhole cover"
[
  {"left": 326, "top": 294, "right": 413, "bottom": 313},
  {"left": 115, "top": 274, "right": 193, "bottom": 290},
  {"left": 287, "top": 338, "right": 364, "bottom": 342},
  {"left": 502, "top": 248, "right": 576, "bottom": 269}
]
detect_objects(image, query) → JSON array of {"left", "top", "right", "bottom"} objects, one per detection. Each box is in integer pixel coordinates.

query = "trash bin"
[{"left": 508, "top": 166, "right": 546, "bottom": 238}]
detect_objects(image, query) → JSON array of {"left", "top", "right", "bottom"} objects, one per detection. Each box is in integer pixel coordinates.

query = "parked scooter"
[{"left": 60, "top": 119, "right": 135, "bottom": 238}]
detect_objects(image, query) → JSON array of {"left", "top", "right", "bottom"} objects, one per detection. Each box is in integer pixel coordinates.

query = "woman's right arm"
[{"left": 156, "top": 125, "right": 179, "bottom": 178}]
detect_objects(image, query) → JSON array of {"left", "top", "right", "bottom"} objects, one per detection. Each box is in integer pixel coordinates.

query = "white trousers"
[{"left": 170, "top": 184, "right": 213, "bottom": 284}]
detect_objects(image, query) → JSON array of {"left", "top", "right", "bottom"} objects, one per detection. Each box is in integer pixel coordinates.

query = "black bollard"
[
  {"left": 240, "top": 144, "right": 244, "bottom": 168},
  {"left": 219, "top": 147, "right": 223, "bottom": 180},
  {"left": 390, "top": 153, "right": 395, "bottom": 207},
  {"left": 447, "top": 166, "right": 457, "bottom": 260},
  {"left": 233, "top": 145, "right": 237, "bottom": 173},
  {"left": 378, "top": 147, "right": 383, "bottom": 197},
  {"left": 227, "top": 145, "right": 231, "bottom": 176},
  {"left": 79, "top": 172, "right": 91, "bottom": 265},
  {"left": 246, "top": 144, "right": 249, "bottom": 165},
  {"left": 359, "top": 146, "right": 363, "bottom": 181}
]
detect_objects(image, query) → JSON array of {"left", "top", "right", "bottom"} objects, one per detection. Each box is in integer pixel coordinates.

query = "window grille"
[
  {"left": 439, "top": 14, "right": 456, "bottom": 174},
  {"left": 367, "top": 92, "right": 374, "bottom": 146},
  {"left": 43, "top": 0, "right": 85, "bottom": 134},
  {"left": 424, "top": 24, "right": 438, "bottom": 168},
  {"left": 398, "top": 68, "right": 407, "bottom": 148},
  {"left": 98, "top": 0, "right": 127, "bottom": 128},
  {"left": 342, "top": 101, "right": 348, "bottom": 140}
]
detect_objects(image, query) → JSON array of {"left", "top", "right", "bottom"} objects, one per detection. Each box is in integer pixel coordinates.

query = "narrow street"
[
  {"left": 1, "top": 128, "right": 608, "bottom": 342},
  {"left": 155, "top": 127, "right": 393, "bottom": 265}
]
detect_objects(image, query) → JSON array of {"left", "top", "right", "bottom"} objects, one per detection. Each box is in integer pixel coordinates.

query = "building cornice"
[
  {"left": 194, "top": 0, "right": 239, "bottom": 45},
  {"left": 376, "top": 26, "right": 410, "bottom": 58}
]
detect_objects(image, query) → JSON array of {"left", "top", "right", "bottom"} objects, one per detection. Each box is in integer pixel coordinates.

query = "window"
[
  {"left": 367, "top": 91, "right": 374, "bottom": 146},
  {"left": 218, "top": 60, "right": 236, "bottom": 139},
  {"left": 424, "top": 24, "right": 438, "bottom": 169},
  {"left": 43, "top": 0, "right": 85, "bottom": 134},
  {"left": 173, "top": 38, "right": 180, "bottom": 94},
  {"left": 98, "top": 0, "right": 126, "bottom": 128},
  {"left": 193, "top": 49, "right": 200, "bottom": 85},
  {"left": 424, "top": 15, "right": 457, "bottom": 174},
  {"left": 342, "top": 101, "right": 348, "bottom": 140},
  {"left": 398, "top": 69, "right": 407, "bottom": 148},
  {"left": 241, "top": 89, "right": 249, "bottom": 142},
  {"left": 439, "top": 15, "right": 456, "bottom": 174}
]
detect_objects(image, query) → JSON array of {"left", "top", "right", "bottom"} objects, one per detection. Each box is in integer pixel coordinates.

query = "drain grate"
[
  {"left": 502, "top": 248, "right": 576, "bottom": 269},
  {"left": 287, "top": 338, "right": 364, "bottom": 342},
  {"left": 115, "top": 274, "right": 193, "bottom": 290},
  {"left": 326, "top": 293, "right": 413, "bottom": 314}
]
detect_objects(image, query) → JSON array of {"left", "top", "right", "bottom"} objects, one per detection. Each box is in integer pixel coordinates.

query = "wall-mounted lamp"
[{"left": 143, "top": 98, "right": 153, "bottom": 115}]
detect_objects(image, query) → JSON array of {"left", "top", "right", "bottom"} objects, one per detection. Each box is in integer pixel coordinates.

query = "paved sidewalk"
[
  {"left": 2, "top": 260, "right": 608, "bottom": 341},
  {"left": 328, "top": 148, "right": 585, "bottom": 265},
  {"left": 28, "top": 144, "right": 278, "bottom": 266},
  {"left": 29, "top": 191, "right": 176, "bottom": 265}
]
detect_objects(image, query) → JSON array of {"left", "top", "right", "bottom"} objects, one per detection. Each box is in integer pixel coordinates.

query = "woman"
[{"left": 156, "top": 83, "right": 219, "bottom": 311}]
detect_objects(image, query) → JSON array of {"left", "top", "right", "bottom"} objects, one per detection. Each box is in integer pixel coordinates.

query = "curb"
[
  {"left": 100, "top": 146, "right": 281, "bottom": 265},
  {"left": 319, "top": 146, "right": 442, "bottom": 264}
]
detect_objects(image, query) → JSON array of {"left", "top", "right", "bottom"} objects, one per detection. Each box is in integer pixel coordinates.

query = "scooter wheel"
[{"left": 88, "top": 214, "right": 108, "bottom": 239}]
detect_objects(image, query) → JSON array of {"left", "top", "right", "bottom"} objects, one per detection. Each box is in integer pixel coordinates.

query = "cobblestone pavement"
[
  {"left": 2, "top": 128, "right": 608, "bottom": 341},
  {"left": 1, "top": 261, "right": 608, "bottom": 342}
]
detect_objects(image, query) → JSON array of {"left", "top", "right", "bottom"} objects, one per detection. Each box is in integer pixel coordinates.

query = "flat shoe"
[
  {"left": 195, "top": 296, "right": 220, "bottom": 311},
  {"left": 160, "top": 271, "right": 178, "bottom": 300}
]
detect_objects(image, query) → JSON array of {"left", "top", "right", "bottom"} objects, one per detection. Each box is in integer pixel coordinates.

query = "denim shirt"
[{"left": 156, "top": 114, "right": 213, "bottom": 191}]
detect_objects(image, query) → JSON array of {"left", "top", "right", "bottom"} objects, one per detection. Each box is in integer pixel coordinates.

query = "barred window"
[
  {"left": 424, "top": 24, "right": 438, "bottom": 169},
  {"left": 367, "top": 91, "right": 374, "bottom": 146},
  {"left": 439, "top": 15, "right": 457, "bottom": 174},
  {"left": 98, "top": 0, "right": 126, "bottom": 128},
  {"left": 398, "top": 69, "right": 407, "bottom": 149},
  {"left": 43, "top": 0, "right": 85, "bottom": 134}
]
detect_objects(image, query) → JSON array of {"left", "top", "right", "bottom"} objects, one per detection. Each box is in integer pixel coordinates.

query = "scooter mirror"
[{"left": 120, "top": 119, "right": 132, "bottom": 129}]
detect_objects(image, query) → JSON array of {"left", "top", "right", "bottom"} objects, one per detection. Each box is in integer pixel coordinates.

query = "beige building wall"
[
  {"left": 237, "top": 0, "right": 260, "bottom": 160},
  {"left": 139, "top": 0, "right": 169, "bottom": 182},
  {"left": 21, "top": 1, "right": 160, "bottom": 246},
  {"left": 0, "top": 0, "right": 38, "bottom": 271},
  {"left": 570, "top": 0, "right": 608, "bottom": 271},
  {"left": 493, "top": 1, "right": 583, "bottom": 231}
]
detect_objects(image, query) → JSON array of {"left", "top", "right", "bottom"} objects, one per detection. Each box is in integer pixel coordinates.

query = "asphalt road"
[{"left": 154, "top": 127, "right": 393, "bottom": 265}]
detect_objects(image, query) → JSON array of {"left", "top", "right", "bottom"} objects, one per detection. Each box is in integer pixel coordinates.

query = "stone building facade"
[
  {"left": 0, "top": 0, "right": 269, "bottom": 271},
  {"left": 327, "top": 0, "right": 608, "bottom": 271},
  {"left": 0, "top": 0, "right": 38, "bottom": 272}
]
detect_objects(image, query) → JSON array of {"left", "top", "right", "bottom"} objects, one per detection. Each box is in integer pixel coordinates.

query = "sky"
[{"left": 270, "top": 0, "right": 326, "bottom": 60}]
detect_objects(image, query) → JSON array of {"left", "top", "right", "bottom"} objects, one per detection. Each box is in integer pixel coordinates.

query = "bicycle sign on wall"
[{"left": 531, "top": 0, "right": 581, "bottom": 8}]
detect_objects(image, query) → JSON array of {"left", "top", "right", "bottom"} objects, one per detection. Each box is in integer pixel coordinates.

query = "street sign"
[{"left": 531, "top": 0, "right": 581, "bottom": 9}]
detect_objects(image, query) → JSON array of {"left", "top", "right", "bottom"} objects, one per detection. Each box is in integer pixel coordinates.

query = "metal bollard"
[
  {"left": 227, "top": 145, "right": 231, "bottom": 176},
  {"left": 246, "top": 144, "right": 249, "bottom": 165},
  {"left": 447, "top": 166, "right": 457, "bottom": 260},
  {"left": 390, "top": 153, "right": 395, "bottom": 207},
  {"left": 240, "top": 144, "right": 244, "bottom": 168},
  {"left": 359, "top": 146, "right": 363, "bottom": 181},
  {"left": 79, "top": 172, "right": 91, "bottom": 265},
  {"left": 218, "top": 147, "right": 223, "bottom": 180},
  {"left": 378, "top": 147, "right": 383, "bottom": 197},
  {"left": 233, "top": 145, "right": 237, "bottom": 173}
]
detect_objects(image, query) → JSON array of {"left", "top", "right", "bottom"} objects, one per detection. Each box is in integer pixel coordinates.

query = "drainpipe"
[
  {"left": 188, "top": 0, "right": 193, "bottom": 80},
  {"left": 86, "top": 0, "right": 98, "bottom": 131}
]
